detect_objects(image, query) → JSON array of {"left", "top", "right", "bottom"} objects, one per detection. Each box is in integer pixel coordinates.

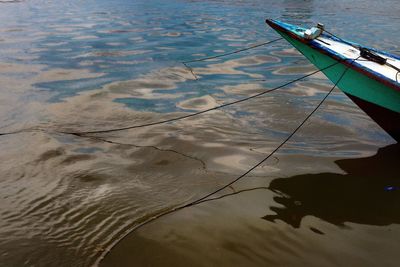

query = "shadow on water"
[{"left": 265, "top": 143, "right": 400, "bottom": 228}]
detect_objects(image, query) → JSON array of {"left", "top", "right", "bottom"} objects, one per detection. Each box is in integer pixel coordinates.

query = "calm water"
[{"left": 0, "top": 0, "right": 399, "bottom": 266}]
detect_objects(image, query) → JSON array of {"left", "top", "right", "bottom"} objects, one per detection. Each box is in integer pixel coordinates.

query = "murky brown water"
[
  {"left": 101, "top": 144, "right": 400, "bottom": 267},
  {"left": 0, "top": 0, "right": 399, "bottom": 266}
]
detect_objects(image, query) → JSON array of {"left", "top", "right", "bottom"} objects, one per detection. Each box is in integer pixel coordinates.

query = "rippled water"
[{"left": 0, "top": 0, "right": 399, "bottom": 266}]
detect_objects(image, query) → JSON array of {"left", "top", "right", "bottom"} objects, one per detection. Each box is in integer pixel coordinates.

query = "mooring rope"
[
  {"left": 58, "top": 61, "right": 340, "bottom": 136},
  {"left": 95, "top": 58, "right": 357, "bottom": 266},
  {"left": 0, "top": 62, "right": 339, "bottom": 137},
  {"left": 0, "top": 63, "right": 337, "bottom": 138},
  {"left": 324, "top": 29, "right": 400, "bottom": 82},
  {"left": 182, "top": 37, "right": 283, "bottom": 64},
  {"left": 0, "top": 37, "right": 283, "bottom": 137}
]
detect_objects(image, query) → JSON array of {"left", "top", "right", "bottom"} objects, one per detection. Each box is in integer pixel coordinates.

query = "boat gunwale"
[
  {"left": 266, "top": 19, "right": 400, "bottom": 94},
  {"left": 325, "top": 34, "right": 400, "bottom": 62}
]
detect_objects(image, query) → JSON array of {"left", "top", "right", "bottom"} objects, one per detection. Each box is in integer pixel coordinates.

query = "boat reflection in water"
[{"left": 265, "top": 143, "right": 400, "bottom": 229}]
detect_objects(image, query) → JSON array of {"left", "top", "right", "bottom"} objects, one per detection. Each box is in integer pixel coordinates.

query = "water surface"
[{"left": 0, "top": 0, "right": 399, "bottom": 266}]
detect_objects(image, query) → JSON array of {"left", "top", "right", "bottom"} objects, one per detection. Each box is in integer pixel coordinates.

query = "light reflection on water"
[{"left": 0, "top": 0, "right": 399, "bottom": 266}]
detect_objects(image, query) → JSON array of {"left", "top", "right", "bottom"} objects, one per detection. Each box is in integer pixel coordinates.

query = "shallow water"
[
  {"left": 102, "top": 144, "right": 400, "bottom": 267},
  {"left": 0, "top": 0, "right": 399, "bottom": 266}
]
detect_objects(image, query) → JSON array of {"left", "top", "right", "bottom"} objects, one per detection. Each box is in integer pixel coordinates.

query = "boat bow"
[{"left": 266, "top": 19, "right": 400, "bottom": 142}]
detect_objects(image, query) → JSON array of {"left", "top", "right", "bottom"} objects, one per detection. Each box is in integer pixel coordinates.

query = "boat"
[{"left": 266, "top": 19, "right": 400, "bottom": 142}]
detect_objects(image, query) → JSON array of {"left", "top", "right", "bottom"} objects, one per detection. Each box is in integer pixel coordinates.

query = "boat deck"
[{"left": 315, "top": 35, "right": 400, "bottom": 84}]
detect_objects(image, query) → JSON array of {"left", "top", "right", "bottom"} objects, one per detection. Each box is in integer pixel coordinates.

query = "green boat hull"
[{"left": 267, "top": 19, "right": 400, "bottom": 142}]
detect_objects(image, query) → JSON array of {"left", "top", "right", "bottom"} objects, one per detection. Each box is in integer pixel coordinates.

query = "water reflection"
[
  {"left": 281, "top": 0, "right": 314, "bottom": 22},
  {"left": 265, "top": 143, "right": 400, "bottom": 228},
  {"left": 1, "top": 0, "right": 399, "bottom": 266},
  {"left": 0, "top": 0, "right": 23, "bottom": 3}
]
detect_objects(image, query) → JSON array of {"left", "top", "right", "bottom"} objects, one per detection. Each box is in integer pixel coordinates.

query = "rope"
[
  {"left": 190, "top": 58, "right": 356, "bottom": 205},
  {"left": 387, "top": 62, "right": 400, "bottom": 83},
  {"left": 182, "top": 62, "right": 198, "bottom": 80},
  {"left": 0, "top": 127, "right": 39, "bottom": 137},
  {"left": 59, "top": 61, "right": 341, "bottom": 136},
  {"left": 324, "top": 29, "right": 400, "bottom": 82},
  {"left": 182, "top": 38, "right": 283, "bottom": 64},
  {"left": 0, "top": 38, "right": 281, "bottom": 137},
  {"left": 95, "top": 58, "right": 356, "bottom": 266},
  {"left": 323, "top": 29, "right": 360, "bottom": 50}
]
